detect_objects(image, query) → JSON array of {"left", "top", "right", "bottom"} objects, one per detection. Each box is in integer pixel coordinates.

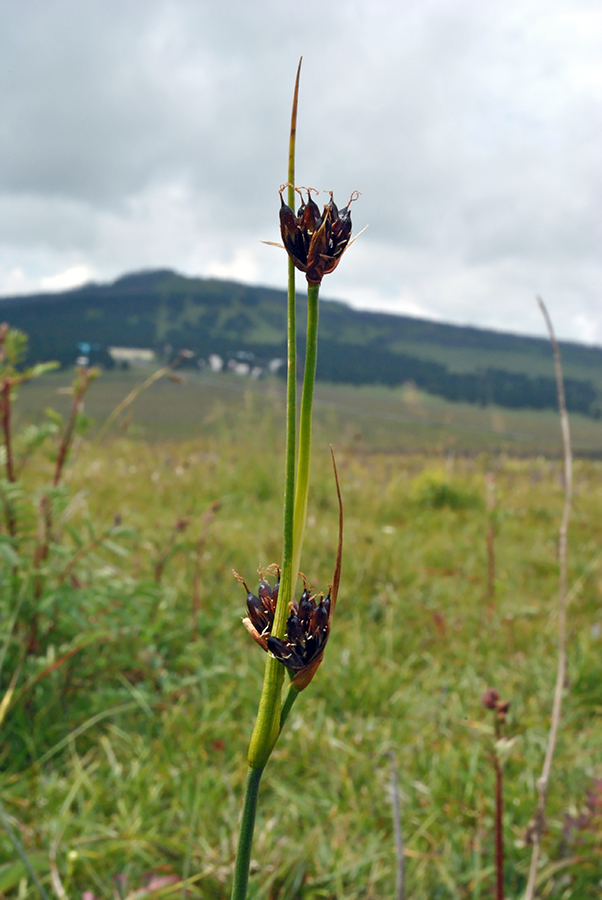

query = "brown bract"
[{"left": 279, "top": 185, "right": 359, "bottom": 285}]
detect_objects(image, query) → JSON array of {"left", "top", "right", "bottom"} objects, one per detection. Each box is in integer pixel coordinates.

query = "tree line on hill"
[
  {"left": 314, "top": 340, "right": 599, "bottom": 415},
  {"left": 0, "top": 269, "right": 599, "bottom": 418}
]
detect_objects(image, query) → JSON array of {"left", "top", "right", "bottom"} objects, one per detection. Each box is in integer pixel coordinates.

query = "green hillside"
[{"left": 1, "top": 269, "right": 601, "bottom": 416}]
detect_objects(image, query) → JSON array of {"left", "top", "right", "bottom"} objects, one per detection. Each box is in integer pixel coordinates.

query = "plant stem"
[
  {"left": 273, "top": 57, "right": 302, "bottom": 639},
  {"left": 390, "top": 751, "right": 406, "bottom": 900},
  {"left": 291, "top": 282, "right": 320, "bottom": 583},
  {"left": 524, "top": 298, "right": 573, "bottom": 900},
  {"left": 1, "top": 379, "right": 15, "bottom": 485},
  {"left": 54, "top": 371, "right": 92, "bottom": 487},
  {"left": 235, "top": 688, "right": 299, "bottom": 900},
  {"left": 494, "top": 753, "right": 504, "bottom": 900},
  {"left": 247, "top": 655, "right": 285, "bottom": 768},
  {"left": 273, "top": 248, "right": 298, "bottom": 637},
  {"left": 1, "top": 378, "right": 17, "bottom": 539},
  {"left": 279, "top": 683, "right": 300, "bottom": 731},
  {"left": 486, "top": 473, "right": 496, "bottom": 609},
  {"left": 230, "top": 766, "right": 264, "bottom": 900},
  {"left": 95, "top": 352, "right": 189, "bottom": 444},
  {"left": 243, "top": 51, "right": 302, "bottom": 778},
  {"left": 0, "top": 796, "right": 51, "bottom": 900},
  {"left": 232, "top": 57, "right": 305, "bottom": 899}
]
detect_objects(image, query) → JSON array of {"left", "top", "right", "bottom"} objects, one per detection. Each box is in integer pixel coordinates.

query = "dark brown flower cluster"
[
  {"left": 482, "top": 688, "right": 511, "bottom": 722},
  {"left": 236, "top": 568, "right": 334, "bottom": 690},
  {"left": 279, "top": 185, "right": 359, "bottom": 285}
]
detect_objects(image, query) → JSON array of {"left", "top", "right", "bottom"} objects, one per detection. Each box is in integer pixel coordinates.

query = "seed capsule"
[
  {"left": 278, "top": 185, "right": 359, "bottom": 285},
  {"left": 238, "top": 570, "right": 335, "bottom": 686},
  {"left": 237, "top": 446, "right": 344, "bottom": 691}
]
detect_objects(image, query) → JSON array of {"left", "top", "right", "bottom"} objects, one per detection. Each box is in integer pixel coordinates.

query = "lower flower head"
[{"left": 236, "top": 569, "right": 336, "bottom": 691}]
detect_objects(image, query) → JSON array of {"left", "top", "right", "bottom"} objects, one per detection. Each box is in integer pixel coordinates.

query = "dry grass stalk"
[
  {"left": 524, "top": 297, "right": 573, "bottom": 899},
  {"left": 389, "top": 751, "right": 405, "bottom": 900},
  {"left": 485, "top": 472, "right": 496, "bottom": 609}
]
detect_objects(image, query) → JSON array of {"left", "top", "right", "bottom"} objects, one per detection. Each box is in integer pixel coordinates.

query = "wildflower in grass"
[
  {"left": 482, "top": 687, "right": 511, "bottom": 723},
  {"left": 278, "top": 185, "right": 360, "bottom": 285}
]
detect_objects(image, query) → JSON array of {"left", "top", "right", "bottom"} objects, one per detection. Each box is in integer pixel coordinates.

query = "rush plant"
[{"left": 230, "top": 60, "right": 359, "bottom": 900}]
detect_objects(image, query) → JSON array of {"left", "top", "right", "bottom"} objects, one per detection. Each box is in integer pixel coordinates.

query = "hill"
[{"left": 1, "top": 269, "right": 601, "bottom": 416}]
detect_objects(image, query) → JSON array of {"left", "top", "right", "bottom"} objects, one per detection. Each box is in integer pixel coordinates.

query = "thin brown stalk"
[
  {"left": 191, "top": 534, "right": 206, "bottom": 636},
  {"left": 54, "top": 369, "right": 94, "bottom": 487},
  {"left": 55, "top": 520, "right": 119, "bottom": 587},
  {"left": 485, "top": 472, "right": 496, "bottom": 609},
  {"left": 27, "top": 493, "right": 53, "bottom": 652},
  {"left": 389, "top": 751, "right": 405, "bottom": 900},
  {"left": 96, "top": 349, "right": 192, "bottom": 443},
  {"left": 26, "top": 367, "right": 99, "bottom": 647},
  {"left": 13, "top": 643, "right": 87, "bottom": 704},
  {"left": 524, "top": 297, "right": 573, "bottom": 900},
  {"left": 1, "top": 378, "right": 15, "bottom": 484},
  {"left": 1, "top": 377, "right": 17, "bottom": 537},
  {"left": 191, "top": 501, "right": 220, "bottom": 636},
  {"left": 493, "top": 752, "right": 504, "bottom": 900},
  {"left": 154, "top": 516, "right": 191, "bottom": 584}
]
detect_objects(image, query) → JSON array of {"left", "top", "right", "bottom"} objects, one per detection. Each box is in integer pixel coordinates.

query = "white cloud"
[
  {"left": 206, "top": 248, "right": 261, "bottom": 285},
  {"left": 40, "top": 264, "right": 95, "bottom": 292}
]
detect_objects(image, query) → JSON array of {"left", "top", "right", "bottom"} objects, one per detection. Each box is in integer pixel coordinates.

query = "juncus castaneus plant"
[{"left": 230, "top": 59, "right": 359, "bottom": 900}]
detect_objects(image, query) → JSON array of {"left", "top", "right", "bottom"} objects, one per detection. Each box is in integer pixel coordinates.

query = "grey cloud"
[{"left": 0, "top": 0, "right": 600, "bottom": 342}]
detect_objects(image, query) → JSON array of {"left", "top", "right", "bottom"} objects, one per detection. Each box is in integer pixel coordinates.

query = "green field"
[
  {"left": 1, "top": 368, "right": 601, "bottom": 899},
  {"left": 13, "top": 368, "right": 602, "bottom": 455}
]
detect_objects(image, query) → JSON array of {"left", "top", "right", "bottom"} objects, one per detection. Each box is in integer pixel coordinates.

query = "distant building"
[
  {"left": 108, "top": 347, "right": 155, "bottom": 366},
  {"left": 228, "top": 360, "right": 250, "bottom": 376},
  {"left": 208, "top": 354, "right": 224, "bottom": 372},
  {"left": 203, "top": 353, "right": 284, "bottom": 379}
]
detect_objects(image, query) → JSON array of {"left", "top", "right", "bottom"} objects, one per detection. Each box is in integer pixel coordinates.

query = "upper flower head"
[{"left": 279, "top": 185, "right": 359, "bottom": 285}]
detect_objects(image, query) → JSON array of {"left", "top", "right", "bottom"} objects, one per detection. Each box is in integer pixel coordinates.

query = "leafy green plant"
[
  {"left": 412, "top": 470, "right": 482, "bottom": 511},
  {"left": 0, "top": 326, "right": 138, "bottom": 751}
]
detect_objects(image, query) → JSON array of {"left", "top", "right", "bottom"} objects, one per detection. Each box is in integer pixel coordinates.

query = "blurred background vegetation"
[{"left": 0, "top": 363, "right": 601, "bottom": 899}]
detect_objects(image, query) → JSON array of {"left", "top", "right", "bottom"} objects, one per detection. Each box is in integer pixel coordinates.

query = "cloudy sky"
[{"left": 1, "top": 0, "right": 600, "bottom": 343}]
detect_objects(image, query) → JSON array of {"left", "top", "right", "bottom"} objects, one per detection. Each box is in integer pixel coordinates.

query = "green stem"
[
  {"left": 231, "top": 58, "right": 303, "bottom": 900},
  {"left": 274, "top": 59, "right": 302, "bottom": 641},
  {"left": 291, "top": 282, "right": 320, "bottom": 583},
  {"left": 247, "top": 655, "right": 285, "bottom": 768},
  {"left": 274, "top": 255, "right": 297, "bottom": 639},
  {"left": 230, "top": 766, "right": 264, "bottom": 900},
  {"left": 0, "top": 797, "right": 50, "bottom": 900},
  {"left": 244, "top": 52, "right": 301, "bottom": 774},
  {"left": 279, "top": 683, "right": 300, "bottom": 732}
]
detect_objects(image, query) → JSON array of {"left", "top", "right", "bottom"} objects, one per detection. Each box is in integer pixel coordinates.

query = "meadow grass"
[
  {"left": 1, "top": 379, "right": 601, "bottom": 899},
  {"left": 13, "top": 368, "right": 602, "bottom": 455}
]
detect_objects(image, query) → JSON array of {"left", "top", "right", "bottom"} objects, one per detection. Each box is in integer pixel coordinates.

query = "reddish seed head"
[
  {"left": 482, "top": 688, "right": 511, "bottom": 720},
  {"left": 482, "top": 688, "right": 500, "bottom": 710},
  {"left": 278, "top": 185, "right": 359, "bottom": 285}
]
